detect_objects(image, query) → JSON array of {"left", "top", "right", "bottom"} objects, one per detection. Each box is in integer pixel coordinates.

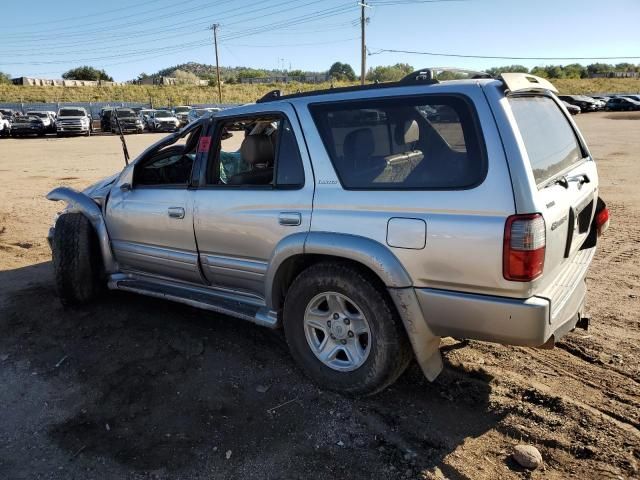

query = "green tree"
[
  {"left": 485, "top": 65, "right": 529, "bottom": 76},
  {"left": 0, "top": 71, "right": 11, "bottom": 84},
  {"left": 366, "top": 63, "right": 414, "bottom": 82},
  {"left": 586, "top": 63, "right": 614, "bottom": 76},
  {"left": 62, "top": 66, "right": 114, "bottom": 82},
  {"left": 562, "top": 63, "right": 587, "bottom": 79},
  {"left": 328, "top": 62, "right": 356, "bottom": 81},
  {"left": 235, "top": 68, "right": 269, "bottom": 82},
  {"left": 288, "top": 69, "right": 306, "bottom": 78},
  {"left": 544, "top": 65, "right": 566, "bottom": 79},
  {"left": 529, "top": 66, "right": 549, "bottom": 78}
]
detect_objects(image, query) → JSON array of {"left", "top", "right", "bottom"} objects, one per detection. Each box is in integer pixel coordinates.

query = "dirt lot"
[{"left": 0, "top": 115, "right": 638, "bottom": 479}]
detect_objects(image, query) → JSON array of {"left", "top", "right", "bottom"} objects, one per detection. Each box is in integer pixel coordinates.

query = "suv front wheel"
[
  {"left": 52, "top": 213, "right": 103, "bottom": 306},
  {"left": 283, "top": 262, "right": 412, "bottom": 395}
]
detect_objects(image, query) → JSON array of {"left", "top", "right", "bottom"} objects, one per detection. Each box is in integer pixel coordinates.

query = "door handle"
[
  {"left": 168, "top": 207, "right": 185, "bottom": 219},
  {"left": 278, "top": 212, "right": 301, "bottom": 226}
]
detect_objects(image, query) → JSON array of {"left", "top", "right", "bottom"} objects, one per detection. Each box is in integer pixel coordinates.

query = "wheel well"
[{"left": 271, "top": 254, "right": 389, "bottom": 312}]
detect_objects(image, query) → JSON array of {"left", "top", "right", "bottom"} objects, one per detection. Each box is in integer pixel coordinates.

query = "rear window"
[
  {"left": 309, "top": 95, "right": 485, "bottom": 190},
  {"left": 509, "top": 96, "right": 584, "bottom": 186}
]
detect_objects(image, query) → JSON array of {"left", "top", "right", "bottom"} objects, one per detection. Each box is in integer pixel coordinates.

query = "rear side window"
[
  {"left": 310, "top": 95, "right": 485, "bottom": 190},
  {"left": 508, "top": 96, "right": 584, "bottom": 186}
]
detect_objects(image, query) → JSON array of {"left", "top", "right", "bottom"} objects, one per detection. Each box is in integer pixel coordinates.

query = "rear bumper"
[
  {"left": 414, "top": 282, "right": 585, "bottom": 346},
  {"left": 406, "top": 247, "right": 594, "bottom": 347}
]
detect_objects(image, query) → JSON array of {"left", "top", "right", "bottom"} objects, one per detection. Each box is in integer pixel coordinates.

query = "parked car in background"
[
  {"left": 562, "top": 101, "right": 581, "bottom": 115},
  {"left": 187, "top": 107, "right": 221, "bottom": 124},
  {"left": 100, "top": 108, "right": 114, "bottom": 132},
  {"left": 0, "top": 112, "right": 11, "bottom": 137},
  {"left": 46, "top": 71, "right": 609, "bottom": 395},
  {"left": 111, "top": 108, "right": 145, "bottom": 134},
  {"left": 147, "top": 109, "right": 180, "bottom": 132},
  {"left": 56, "top": 107, "right": 92, "bottom": 137},
  {"left": 139, "top": 109, "right": 157, "bottom": 130},
  {"left": 622, "top": 94, "right": 640, "bottom": 103},
  {"left": 558, "top": 95, "right": 600, "bottom": 112},
  {"left": 173, "top": 106, "right": 192, "bottom": 126},
  {"left": 10, "top": 113, "right": 48, "bottom": 137},
  {"left": 605, "top": 97, "right": 640, "bottom": 111},
  {"left": 0, "top": 108, "right": 17, "bottom": 124},
  {"left": 25, "top": 111, "right": 56, "bottom": 133}
]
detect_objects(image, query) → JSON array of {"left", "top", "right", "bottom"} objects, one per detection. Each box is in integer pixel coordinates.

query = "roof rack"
[
  {"left": 255, "top": 67, "right": 491, "bottom": 103},
  {"left": 401, "top": 68, "right": 492, "bottom": 83}
]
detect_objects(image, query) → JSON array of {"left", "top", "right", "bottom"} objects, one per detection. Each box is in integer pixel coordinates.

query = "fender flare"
[
  {"left": 265, "top": 231, "right": 413, "bottom": 310},
  {"left": 46, "top": 187, "right": 118, "bottom": 273}
]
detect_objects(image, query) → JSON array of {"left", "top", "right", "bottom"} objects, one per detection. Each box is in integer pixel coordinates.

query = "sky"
[{"left": 1, "top": 0, "right": 639, "bottom": 82}]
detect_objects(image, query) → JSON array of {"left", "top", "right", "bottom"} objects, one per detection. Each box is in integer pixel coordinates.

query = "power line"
[
  {"left": 7, "top": 0, "right": 170, "bottom": 28},
  {"left": 1, "top": 4, "right": 354, "bottom": 66},
  {"left": 368, "top": 48, "right": 640, "bottom": 60}
]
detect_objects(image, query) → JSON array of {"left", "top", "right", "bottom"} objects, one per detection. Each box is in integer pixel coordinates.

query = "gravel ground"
[{"left": 0, "top": 113, "right": 638, "bottom": 479}]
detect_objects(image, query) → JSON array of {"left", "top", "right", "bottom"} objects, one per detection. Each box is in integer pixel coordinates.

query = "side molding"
[{"left": 46, "top": 187, "right": 118, "bottom": 273}]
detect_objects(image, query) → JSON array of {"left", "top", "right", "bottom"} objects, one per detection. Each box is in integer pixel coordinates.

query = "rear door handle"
[
  {"left": 278, "top": 212, "right": 301, "bottom": 226},
  {"left": 168, "top": 207, "right": 185, "bottom": 219}
]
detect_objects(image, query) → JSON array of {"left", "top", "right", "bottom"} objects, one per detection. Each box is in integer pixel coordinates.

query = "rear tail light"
[
  {"left": 503, "top": 214, "right": 546, "bottom": 282},
  {"left": 595, "top": 207, "right": 610, "bottom": 236}
]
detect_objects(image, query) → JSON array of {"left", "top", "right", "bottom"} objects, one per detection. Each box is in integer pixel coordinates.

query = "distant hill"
[{"left": 151, "top": 62, "right": 325, "bottom": 83}]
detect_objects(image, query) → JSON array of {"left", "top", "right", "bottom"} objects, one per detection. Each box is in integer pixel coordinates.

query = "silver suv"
[{"left": 47, "top": 70, "right": 609, "bottom": 395}]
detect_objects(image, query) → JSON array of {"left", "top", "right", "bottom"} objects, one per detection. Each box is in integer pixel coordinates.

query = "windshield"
[
  {"left": 155, "top": 111, "right": 173, "bottom": 118},
  {"left": 509, "top": 95, "right": 584, "bottom": 186},
  {"left": 59, "top": 109, "right": 86, "bottom": 117},
  {"left": 174, "top": 107, "right": 190, "bottom": 113},
  {"left": 27, "top": 112, "right": 47, "bottom": 117}
]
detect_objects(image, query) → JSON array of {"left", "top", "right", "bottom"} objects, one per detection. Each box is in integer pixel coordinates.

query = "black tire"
[
  {"left": 283, "top": 262, "right": 412, "bottom": 396},
  {"left": 52, "top": 213, "right": 103, "bottom": 306}
]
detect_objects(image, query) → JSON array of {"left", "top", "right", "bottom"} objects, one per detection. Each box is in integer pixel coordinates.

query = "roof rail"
[
  {"left": 256, "top": 89, "right": 282, "bottom": 103},
  {"left": 255, "top": 67, "right": 492, "bottom": 103},
  {"left": 401, "top": 68, "right": 491, "bottom": 83}
]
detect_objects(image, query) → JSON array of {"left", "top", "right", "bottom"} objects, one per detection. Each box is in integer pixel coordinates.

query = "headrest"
[
  {"left": 241, "top": 134, "right": 274, "bottom": 166},
  {"left": 394, "top": 120, "right": 419, "bottom": 145},
  {"left": 343, "top": 128, "right": 374, "bottom": 159}
]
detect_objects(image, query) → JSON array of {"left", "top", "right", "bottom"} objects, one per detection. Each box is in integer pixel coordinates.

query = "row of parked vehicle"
[
  {"left": 559, "top": 94, "right": 640, "bottom": 115},
  {"left": 0, "top": 105, "right": 222, "bottom": 138}
]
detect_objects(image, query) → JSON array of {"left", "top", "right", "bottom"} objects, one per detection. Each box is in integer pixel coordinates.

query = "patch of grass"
[{"left": 0, "top": 78, "right": 637, "bottom": 105}]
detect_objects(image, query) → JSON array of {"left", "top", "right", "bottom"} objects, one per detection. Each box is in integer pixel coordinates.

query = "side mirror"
[{"left": 120, "top": 183, "right": 132, "bottom": 192}]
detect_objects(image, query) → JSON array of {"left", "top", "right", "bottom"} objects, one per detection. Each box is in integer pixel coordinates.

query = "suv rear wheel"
[
  {"left": 52, "top": 213, "right": 103, "bottom": 306},
  {"left": 283, "top": 262, "right": 412, "bottom": 395}
]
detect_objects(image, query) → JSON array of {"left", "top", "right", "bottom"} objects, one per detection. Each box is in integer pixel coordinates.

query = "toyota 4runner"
[{"left": 47, "top": 70, "right": 609, "bottom": 395}]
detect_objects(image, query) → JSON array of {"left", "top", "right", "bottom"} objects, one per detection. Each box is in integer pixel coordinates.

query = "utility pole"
[
  {"left": 210, "top": 24, "right": 222, "bottom": 104},
  {"left": 359, "top": 2, "right": 370, "bottom": 85}
]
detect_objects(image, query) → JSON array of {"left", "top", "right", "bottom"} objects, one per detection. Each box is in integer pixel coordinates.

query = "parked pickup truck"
[
  {"left": 56, "top": 107, "right": 92, "bottom": 137},
  {"left": 46, "top": 70, "right": 609, "bottom": 395},
  {"left": 26, "top": 111, "right": 57, "bottom": 133},
  {"left": 111, "top": 107, "right": 145, "bottom": 134}
]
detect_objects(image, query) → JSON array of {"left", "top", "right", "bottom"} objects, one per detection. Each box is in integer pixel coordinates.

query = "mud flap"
[{"left": 388, "top": 287, "right": 443, "bottom": 381}]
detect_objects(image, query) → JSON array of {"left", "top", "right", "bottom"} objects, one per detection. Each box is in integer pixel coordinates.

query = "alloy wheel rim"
[{"left": 303, "top": 291, "right": 372, "bottom": 372}]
